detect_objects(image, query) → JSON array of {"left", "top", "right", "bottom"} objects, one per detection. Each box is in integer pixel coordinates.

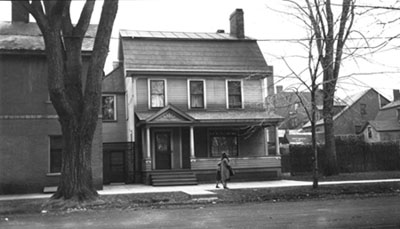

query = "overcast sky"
[{"left": 1, "top": 0, "right": 399, "bottom": 100}]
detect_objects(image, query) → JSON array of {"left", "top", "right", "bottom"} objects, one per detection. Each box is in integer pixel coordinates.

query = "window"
[
  {"left": 227, "top": 80, "right": 242, "bottom": 109},
  {"left": 150, "top": 80, "right": 165, "bottom": 108},
  {"left": 209, "top": 130, "right": 238, "bottom": 157},
  {"left": 397, "top": 109, "right": 400, "bottom": 121},
  {"left": 102, "top": 95, "right": 116, "bottom": 121},
  {"left": 367, "top": 127, "right": 373, "bottom": 139},
  {"left": 290, "top": 117, "right": 298, "bottom": 128},
  {"left": 189, "top": 80, "right": 204, "bottom": 109},
  {"left": 360, "top": 103, "right": 367, "bottom": 115},
  {"left": 294, "top": 102, "right": 299, "bottom": 111},
  {"left": 49, "top": 136, "right": 62, "bottom": 174}
]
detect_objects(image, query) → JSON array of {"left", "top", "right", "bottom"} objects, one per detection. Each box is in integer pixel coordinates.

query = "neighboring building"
[
  {"left": 0, "top": 7, "right": 284, "bottom": 194},
  {"left": 302, "top": 88, "right": 390, "bottom": 136},
  {"left": 266, "top": 86, "right": 325, "bottom": 130},
  {"left": 0, "top": 4, "right": 103, "bottom": 194},
  {"left": 119, "top": 9, "right": 283, "bottom": 185},
  {"left": 101, "top": 66, "right": 134, "bottom": 184},
  {"left": 360, "top": 90, "right": 400, "bottom": 143},
  {"left": 267, "top": 86, "right": 346, "bottom": 140}
]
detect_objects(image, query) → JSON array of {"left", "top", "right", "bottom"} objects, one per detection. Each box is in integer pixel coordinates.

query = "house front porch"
[{"left": 135, "top": 105, "right": 283, "bottom": 185}]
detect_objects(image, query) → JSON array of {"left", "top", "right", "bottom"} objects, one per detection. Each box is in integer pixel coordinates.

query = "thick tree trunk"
[
  {"left": 311, "top": 87, "right": 318, "bottom": 188},
  {"left": 322, "top": 92, "right": 339, "bottom": 176},
  {"left": 52, "top": 117, "right": 98, "bottom": 201},
  {"left": 16, "top": 0, "right": 118, "bottom": 203}
]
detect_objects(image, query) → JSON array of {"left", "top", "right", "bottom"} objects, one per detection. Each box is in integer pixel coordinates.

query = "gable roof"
[
  {"left": 120, "top": 30, "right": 272, "bottom": 75},
  {"left": 0, "top": 22, "right": 96, "bottom": 53},
  {"left": 143, "top": 104, "right": 196, "bottom": 123},
  {"left": 302, "top": 88, "right": 379, "bottom": 128},
  {"left": 381, "top": 100, "right": 400, "bottom": 110},
  {"left": 366, "top": 120, "right": 400, "bottom": 132},
  {"left": 136, "top": 106, "right": 283, "bottom": 126}
]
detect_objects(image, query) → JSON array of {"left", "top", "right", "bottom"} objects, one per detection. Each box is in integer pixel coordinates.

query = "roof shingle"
[
  {"left": 121, "top": 30, "right": 272, "bottom": 74},
  {"left": 0, "top": 22, "right": 96, "bottom": 52}
]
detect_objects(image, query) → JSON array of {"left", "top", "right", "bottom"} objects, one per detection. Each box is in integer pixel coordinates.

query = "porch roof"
[{"left": 136, "top": 106, "right": 283, "bottom": 126}]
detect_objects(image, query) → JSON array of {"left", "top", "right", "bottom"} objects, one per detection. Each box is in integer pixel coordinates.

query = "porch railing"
[{"left": 190, "top": 156, "right": 281, "bottom": 170}]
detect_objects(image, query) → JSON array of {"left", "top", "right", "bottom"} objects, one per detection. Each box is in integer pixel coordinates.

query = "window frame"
[
  {"left": 208, "top": 129, "right": 239, "bottom": 158},
  {"left": 102, "top": 94, "right": 117, "bottom": 122},
  {"left": 187, "top": 79, "right": 206, "bottom": 109},
  {"left": 367, "top": 126, "right": 373, "bottom": 139},
  {"left": 226, "top": 79, "right": 244, "bottom": 109},
  {"left": 148, "top": 79, "right": 167, "bottom": 109},
  {"left": 360, "top": 103, "right": 367, "bottom": 115},
  {"left": 48, "top": 135, "right": 62, "bottom": 175}
]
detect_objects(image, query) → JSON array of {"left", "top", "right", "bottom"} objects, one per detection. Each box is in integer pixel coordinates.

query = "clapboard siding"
[
  {"left": 135, "top": 78, "right": 148, "bottom": 112},
  {"left": 102, "top": 94, "right": 127, "bottom": 142},
  {"left": 134, "top": 77, "right": 265, "bottom": 112},
  {"left": 243, "top": 79, "right": 264, "bottom": 109},
  {"left": 166, "top": 78, "right": 187, "bottom": 110},
  {"left": 191, "top": 157, "right": 281, "bottom": 170},
  {"left": 205, "top": 79, "right": 226, "bottom": 110}
]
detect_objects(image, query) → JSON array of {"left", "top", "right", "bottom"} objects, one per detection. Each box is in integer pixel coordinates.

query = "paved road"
[{"left": 1, "top": 196, "right": 400, "bottom": 228}]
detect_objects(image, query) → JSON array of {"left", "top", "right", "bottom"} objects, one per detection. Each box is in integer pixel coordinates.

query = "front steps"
[{"left": 151, "top": 171, "right": 198, "bottom": 186}]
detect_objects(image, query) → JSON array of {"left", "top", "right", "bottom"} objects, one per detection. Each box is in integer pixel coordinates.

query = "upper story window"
[
  {"left": 397, "top": 109, "right": 400, "bottom": 121},
  {"left": 227, "top": 80, "right": 243, "bottom": 109},
  {"left": 360, "top": 103, "right": 367, "bottom": 115},
  {"left": 150, "top": 80, "right": 166, "bottom": 109},
  {"left": 189, "top": 80, "right": 205, "bottom": 109},
  {"left": 49, "top": 135, "right": 62, "bottom": 174},
  {"left": 102, "top": 95, "right": 117, "bottom": 121}
]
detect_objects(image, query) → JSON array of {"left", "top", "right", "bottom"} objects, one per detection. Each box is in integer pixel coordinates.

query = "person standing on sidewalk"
[
  {"left": 220, "top": 152, "right": 231, "bottom": 189},
  {"left": 216, "top": 161, "right": 222, "bottom": 188}
]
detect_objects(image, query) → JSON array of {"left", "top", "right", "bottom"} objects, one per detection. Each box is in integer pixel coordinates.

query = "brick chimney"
[
  {"left": 393, "top": 90, "right": 400, "bottom": 101},
  {"left": 276, "top": 85, "right": 283, "bottom": 94},
  {"left": 12, "top": 1, "right": 29, "bottom": 23},
  {"left": 230, "top": 9, "right": 245, "bottom": 39}
]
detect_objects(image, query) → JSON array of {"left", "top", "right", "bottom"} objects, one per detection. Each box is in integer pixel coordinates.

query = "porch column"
[
  {"left": 146, "top": 127, "right": 151, "bottom": 159},
  {"left": 264, "top": 127, "right": 269, "bottom": 156},
  {"left": 190, "top": 126, "right": 195, "bottom": 158},
  {"left": 275, "top": 125, "right": 280, "bottom": 155}
]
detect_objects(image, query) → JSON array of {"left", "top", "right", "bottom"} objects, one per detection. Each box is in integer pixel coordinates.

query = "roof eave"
[{"left": 125, "top": 68, "right": 273, "bottom": 77}]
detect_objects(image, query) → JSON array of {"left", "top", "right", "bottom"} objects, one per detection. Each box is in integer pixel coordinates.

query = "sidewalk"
[{"left": 1, "top": 179, "right": 400, "bottom": 202}]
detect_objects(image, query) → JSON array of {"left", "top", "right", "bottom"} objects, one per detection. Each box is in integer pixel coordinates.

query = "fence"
[{"left": 281, "top": 138, "right": 400, "bottom": 174}]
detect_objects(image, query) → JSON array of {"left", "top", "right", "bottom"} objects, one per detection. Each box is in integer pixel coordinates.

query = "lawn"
[
  {"left": 1, "top": 171, "right": 400, "bottom": 216},
  {"left": 285, "top": 171, "right": 400, "bottom": 181}
]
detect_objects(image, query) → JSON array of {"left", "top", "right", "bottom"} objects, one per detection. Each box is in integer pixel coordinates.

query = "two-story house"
[
  {"left": 302, "top": 88, "right": 389, "bottom": 136},
  {"left": 266, "top": 86, "right": 325, "bottom": 130},
  {"left": 360, "top": 90, "right": 400, "bottom": 143},
  {"left": 0, "top": 3, "right": 103, "bottom": 194},
  {"left": 101, "top": 66, "right": 134, "bottom": 184},
  {"left": 118, "top": 9, "right": 283, "bottom": 185}
]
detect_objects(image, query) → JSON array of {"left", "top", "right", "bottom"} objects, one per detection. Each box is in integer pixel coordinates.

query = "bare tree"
[
  {"left": 13, "top": 0, "right": 118, "bottom": 202},
  {"left": 282, "top": 0, "right": 355, "bottom": 176},
  {"left": 309, "top": 0, "right": 355, "bottom": 176}
]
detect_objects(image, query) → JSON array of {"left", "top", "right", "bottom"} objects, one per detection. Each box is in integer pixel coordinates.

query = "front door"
[
  {"left": 155, "top": 131, "right": 172, "bottom": 169},
  {"left": 109, "top": 151, "right": 125, "bottom": 183}
]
